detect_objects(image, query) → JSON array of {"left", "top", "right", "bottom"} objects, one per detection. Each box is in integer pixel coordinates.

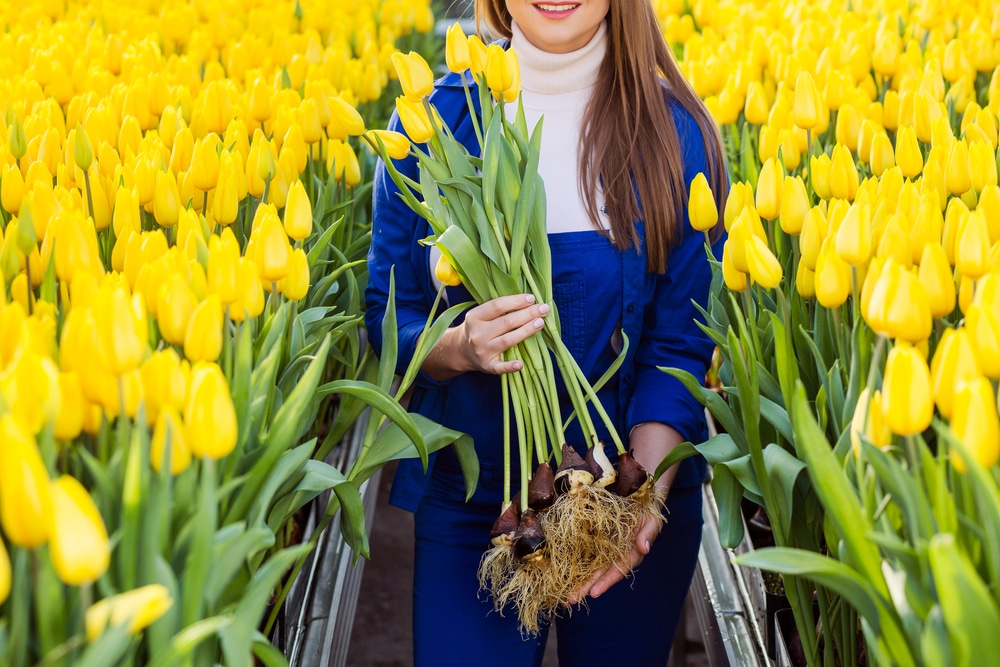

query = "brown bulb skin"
[{"left": 528, "top": 462, "right": 556, "bottom": 511}]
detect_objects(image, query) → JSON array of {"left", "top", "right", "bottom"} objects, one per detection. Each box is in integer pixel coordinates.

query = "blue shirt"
[{"left": 366, "top": 71, "right": 725, "bottom": 511}]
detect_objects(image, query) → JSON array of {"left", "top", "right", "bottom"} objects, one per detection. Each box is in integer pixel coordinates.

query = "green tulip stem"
[
  {"left": 905, "top": 434, "right": 921, "bottom": 477},
  {"left": 741, "top": 287, "right": 762, "bottom": 361},
  {"left": 82, "top": 169, "right": 96, "bottom": 226},
  {"left": 508, "top": 361, "right": 529, "bottom": 512},
  {"left": 501, "top": 365, "right": 511, "bottom": 506},
  {"left": 806, "top": 128, "right": 813, "bottom": 161},
  {"left": 10, "top": 546, "right": 29, "bottom": 667},
  {"left": 460, "top": 76, "right": 484, "bottom": 150},
  {"left": 24, "top": 259, "right": 32, "bottom": 316}
]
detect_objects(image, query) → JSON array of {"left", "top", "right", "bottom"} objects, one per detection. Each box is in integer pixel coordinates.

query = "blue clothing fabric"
[
  {"left": 413, "top": 466, "right": 703, "bottom": 667},
  {"left": 366, "top": 71, "right": 724, "bottom": 512},
  {"left": 365, "top": 67, "right": 725, "bottom": 666}
]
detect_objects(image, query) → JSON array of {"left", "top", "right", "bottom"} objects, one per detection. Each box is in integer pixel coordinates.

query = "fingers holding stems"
[{"left": 462, "top": 294, "right": 549, "bottom": 375}]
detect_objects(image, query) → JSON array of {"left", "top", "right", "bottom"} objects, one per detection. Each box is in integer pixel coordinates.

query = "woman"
[{"left": 365, "top": 1, "right": 728, "bottom": 664}]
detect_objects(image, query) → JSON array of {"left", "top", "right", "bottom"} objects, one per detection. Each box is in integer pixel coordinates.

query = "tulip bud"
[
  {"left": 281, "top": 247, "right": 310, "bottom": 301},
  {"left": 799, "top": 207, "right": 827, "bottom": 271},
  {"left": 869, "top": 132, "right": 895, "bottom": 177},
  {"left": 150, "top": 406, "right": 191, "bottom": 475},
  {"left": 688, "top": 173, "right": 718, "bottom": 232},
  {"left": 183, "top": 295, "right": 223, "bottom": 363},
  {"left": 153, "top": 170, "right": 181, "bottom": 228},
  {"left": 327, "top": 96, "right": 365, "bottom": 141},
  {"left": 850, "top": 387, "right": 892, "bottom": 455},
  {"left": 203, "top": 82, "right": 232, "bottom": 136},
  {"left": 723, "top": 181, "right": 749, "bottom": 230},
  {"left": 966, "top": 305, "right": 1000, "bottom": 378},
  {"left": 94, "top": 284, "right": 146, "bottom": 375},
  {"left": 54, "top": 372, "right": 85, "bottom": 441},
  {"left": 391, "top": 51, "right": 434, "bottom": 102},
  {"left": 8, "top": 115, "right": 27, "bottom": 161},
  {"left": 364, "top": 130, "right": 410, "bottom": 161},
  {"left": 185, "top": 362, "right": 238, "bottom": 459},
  {"left": 73, "top": 126, "right": 94, "bottom": 172},
  {"left": 48, "top": 475, "right": 110, "bottom": 585},
  {"left": 744, "top": 81, "right": 770, "bottom": 125},
  {"left": 191, "top": 136, "right": 221, "bottom": 191},
  {"left": 835, "top": 104, "right": 862, "bottom": 153},
  {"left": 434, "top": 253, "right": 462, "bottom": 287},
  {"left": 1, "top": 164, "right": 24, "bottom": 215},
  {"left": 395, "top": 95, "right": 435, "bottom": 144},
  {"left": 721, "top": 242, "right": 748, "bottom": 292},
  {"left": 946, "top": 139, "right": 973, "bottom": 195},
  {"left": 918, "top": 243, "right": 956, "bottom": 318},
  {"left": 745, "top": 236, "right": 783, "bottom": 288},
  {"left": 830, "top": 144, "right": 859, "bottom": 201},
  {"left": 931, "top": 328, "right": 981, "bottom": 419},
  {"left": 955, "top": 209, "right": 990, "bottom": 279},
  {"left": 156, "top": 274, "right": 198, "bottom": 346},
  {"left": 793, "top": 71, "right": 822, "bottom": 131},
  {"left": 837, "top": 202, "right": 873, "bottom": 267},
  {"left": 248, "top": 78, "right": 273, "bottom": 124},
  {"left": 810, "top": 153, "right": 832, "bottom": 200},
  {"left": 881, "top": 343, "right": 934, "bottom": 436},
  {"left": 949, "top": 377, "right": 1000, "bottom": 472},
  {"left": 0, "top": 416, "right": 52, "bottom": 548},
  {"left": 446, "top": 22, "right": 471, "bottom": 73},
  {"left": 755, "top": 158, "right": 783, "bottom": 221},
  {"left": 485, "top": 44, "right": 519, "bottom": 103},
  {"left": 970, "top": 140, "right": 998, "bottom": 192},
  {"left": 85, "top": 584, "right": 173, "bottom": 642},
  {"left": 230, "top": 257, "right": 265, "bottom": 322},
  {"left": 779, "top": 176, "right": 808, "bottom": 235},
  {"left": 815, "top": 246, "right": 852, "bottom": 308},
  {"left": 894, "top": 126, "right": 923, "bottom": 178},
  {"left": 254, "top": 212, "right": 291, "bottom": 283}
]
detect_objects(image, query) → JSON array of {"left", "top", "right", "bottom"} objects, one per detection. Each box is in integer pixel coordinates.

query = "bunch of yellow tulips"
[{"left": 654, "top": 1, "right": 1000, "bottom": 665}]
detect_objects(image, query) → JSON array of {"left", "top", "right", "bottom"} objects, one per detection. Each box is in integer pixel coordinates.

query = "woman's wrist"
[
  {"left": 420, "top": 324, "right": 469, "bottom": 381},
  {"left": 628, "top": 421, "right": 684, "bottom": 496}
]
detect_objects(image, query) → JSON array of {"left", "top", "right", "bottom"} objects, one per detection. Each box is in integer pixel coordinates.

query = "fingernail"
[
  {"left": 534, "top": 318, "right": 544, "bottom": 329},
  {"left": 645, "top": 540, "right": 651, "bottom": 551},
  {"left": 538, "top": 304, "right": 550, "bottom": 315},
  {"left": 525, "top": 294, "right": 535, "bottom": 304}
]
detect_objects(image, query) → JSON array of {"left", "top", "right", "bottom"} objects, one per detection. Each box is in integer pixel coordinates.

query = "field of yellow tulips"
[
  {"left": 0, "top": 1, "right": 485, "bottom": 666},
  {"left": 652, "top": 0, "right": 1000, "bottom": 665}
]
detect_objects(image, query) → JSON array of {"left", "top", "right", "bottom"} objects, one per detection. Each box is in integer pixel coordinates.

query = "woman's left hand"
[{"left": 566, "top": 510, "right": 662, "bottom": 604}]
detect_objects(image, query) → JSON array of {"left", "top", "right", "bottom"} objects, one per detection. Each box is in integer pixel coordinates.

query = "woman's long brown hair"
[{"left": 476, "top": 1, "right": 728, "bottom": 273}]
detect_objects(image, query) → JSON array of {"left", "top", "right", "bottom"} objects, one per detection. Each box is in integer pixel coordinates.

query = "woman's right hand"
[{"left": 422, "top": 294, "right": 550, "bottom": 381}]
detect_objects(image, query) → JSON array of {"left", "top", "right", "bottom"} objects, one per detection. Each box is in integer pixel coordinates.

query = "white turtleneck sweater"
[{"left": 507, "top": 21, "right": 609, "bottom": 234}]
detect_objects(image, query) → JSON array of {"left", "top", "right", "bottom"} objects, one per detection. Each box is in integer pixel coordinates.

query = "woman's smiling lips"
[{"left": 533, "top": 3, "right": 581, "bottom": 17}]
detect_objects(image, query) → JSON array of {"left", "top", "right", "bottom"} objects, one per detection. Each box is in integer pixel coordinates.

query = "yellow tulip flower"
[
  {"left": 86, "top": 584, "right": 173, "bottom": 642},
  {"left": 185, "top": 362, "right": 238, "bottom": 460},
  {"left": 0, "top": 416, "right": 51, "bottom": 548},
  {"left": 815, "top": 245, "right": 852, "bottom": 309},
  {"left": 150, "top": 406, "right": 192, "bottom": 475},
  {"left": 391, "top": 51, "right": 434, "bottom": 102},
  {"left": 446, "top": 22, "right": 471, "bottom": 74},
  {"left": 793, "top": 71, "right": 822, "bottom": 131},
  {"left": 48, "top": 475, "right": 110, "bottom": 586},
  {"left": 949, "top": 376, "right": 1000, "bottom": 472},
  {"left": 183, "top": 295, "right": 223, "bottom": 363},
  {"left": 687, "top": 172, "right": 718, "bottom": 232},
  {"left": 881, "top": 343, "right": 933, "bottom": 437},
  {"left": 931, "top": 328, "right": 982, "bottom": 419}
]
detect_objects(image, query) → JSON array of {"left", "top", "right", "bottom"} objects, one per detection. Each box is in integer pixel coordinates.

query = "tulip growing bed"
[
  {"left": 652, "top": 0, "right": 1000, "bottom": 665},
  {"left": 0, "top": 1, "right": 481, "bottom": 666}
]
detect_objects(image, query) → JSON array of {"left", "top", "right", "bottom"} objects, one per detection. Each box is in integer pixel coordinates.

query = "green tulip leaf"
[
  {"left": 929, "top": 533, "right": 1000, "bottom": 666},
  {"left": 735, "top": 547, "right": 880, "bottom": 622},
  {"left": 711, "top": 463, "right": 746, "bottom": 548}
]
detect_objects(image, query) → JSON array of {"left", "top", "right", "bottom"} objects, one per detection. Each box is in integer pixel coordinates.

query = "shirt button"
[{"left": 626, "top": 303, "right": 635, "bottom": 314}]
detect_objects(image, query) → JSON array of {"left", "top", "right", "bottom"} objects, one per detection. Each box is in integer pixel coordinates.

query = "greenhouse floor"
[{"left": 348, "top": 463, "right": 708, "bottom": 666}]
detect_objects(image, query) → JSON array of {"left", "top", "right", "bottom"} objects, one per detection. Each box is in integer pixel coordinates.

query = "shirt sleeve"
[
  {"left": 626, "top": 105, "right": 728, "bottom": 442},
  {"left": 364, "top": 111, "right": 444, "bottom": 386}
]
